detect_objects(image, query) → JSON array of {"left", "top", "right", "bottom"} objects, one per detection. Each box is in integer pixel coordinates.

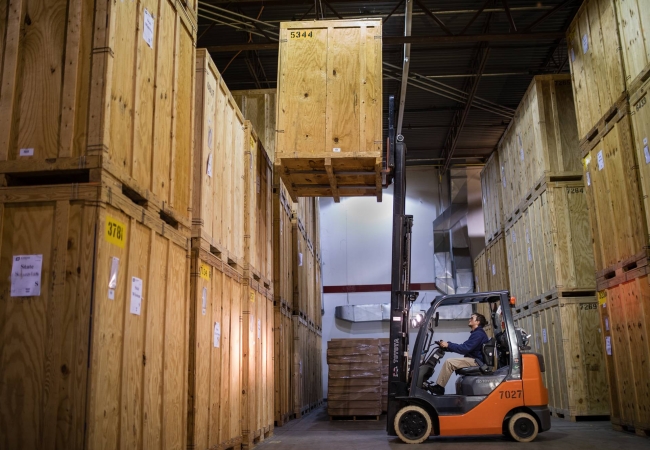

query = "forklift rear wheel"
[
  {"left": 395, "top": 405, "right": 432, "bottom": 444},
  {"left": 507, "top": 412, "right": 539, "bottom": 443}
]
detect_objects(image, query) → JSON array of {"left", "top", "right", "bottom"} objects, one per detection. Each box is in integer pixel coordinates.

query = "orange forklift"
[{"left": 384, "top": 99, "right": 550, "bottom": 443}]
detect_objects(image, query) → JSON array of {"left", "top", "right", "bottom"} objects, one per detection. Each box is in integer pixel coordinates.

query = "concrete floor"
[{"left": 258, "top": 404, "right": 648, "bottom": 450}]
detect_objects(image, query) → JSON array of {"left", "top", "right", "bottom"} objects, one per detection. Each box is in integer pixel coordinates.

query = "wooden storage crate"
[
  {"left": 293, "top": 221, "right": 316, "bottom": 321},
  {"left": 481, "top": 152, "right": 504, "bottom": 243},
  {"left": 274, "top": 305, "right": 293, "bottom": 426},
  {"left": 0, "top": 0, "right": 197, "bottom": 229},
  {"left": 193, "top": 48, "right": 246, "bottom": 269},
  {"left": 505, "top": 181, "right": 596, "bottom": 305},
  {"left": 473, "top": 249, "right": 488, "bottom": 293},
  {"left": 293, "top": 317, "right": 323, "bottom": 417},
  {"left": 614, "top": 0, "right": 650, "bottom": 95},
  {"left": 484, "top": 233, "right": 509, "bottom": 292},
  {"left": 514, "top": 296, "right": 609, "bottom": 420},
  {"left": 275, "top": 19, "right": 383, "bottom": 201},
  {"left": 243, "top": 122, "right": 273, "bottom": 286},
  {"left": 499, "top": 75, "right": 582, "bottom": 221},
  {"left": 628, "top": 81, "right": 650, "bottom": 251},
  {"left": 598, "top": 275, "right": 650, "bottom": 435},
  {"left": 233, "top": 89, "right": 277, "bottom": 162},
  {"left": 0, "top": 179, "right": 190, "bottom": 450},
  {"left": 567, "top": 0, "right": 626, "bottom": 140},
  {"left": 241, "top": 278, "right": 274, "bottom": 449},
  {"left": 187, "top": 242, "right": 243, "bottom": 450},
  {"left": 273, "top": 178, "right": 295, "bottom": 312},
  {"left": 581, "top": 105, "right": 648, "bottom": 273}
]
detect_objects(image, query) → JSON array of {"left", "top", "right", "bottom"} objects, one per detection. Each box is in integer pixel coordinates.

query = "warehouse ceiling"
[{"left": 197, "top": 0, "right": 580, "bottom": 168}]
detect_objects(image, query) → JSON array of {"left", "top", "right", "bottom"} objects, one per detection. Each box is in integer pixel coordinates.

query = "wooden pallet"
[
  {"left": 550, "top": 409, "right": 609, "bottom": 422},
  {"left": 515, "top": 289, "right": 597, "bottom": 312},
  {"left": 596, "top": 250, "right": 650, "bottom": 290},
  {"left": 612, "top": 423, "right": 650, "bottom": 438},
  {"left": 579, "top": 93, "right": 629, "bottom": 157},
  {"left": 276, "top": 155, "right": 382, "bottom": 202},
  {"left": 217, "top": 437, "right": 243, "bottom": 450},
  {"left": 193, "top": 237, "right": 244, "bottom": 276},
  {"left": 329, "top": 415, "right": 381, "bottom": 421}
]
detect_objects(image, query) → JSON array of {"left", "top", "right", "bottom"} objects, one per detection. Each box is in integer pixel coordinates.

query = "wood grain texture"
[
  {"left": 480, "top": 152, "right": 504, "bottom": 243},
  {"left": 232, "top": 89, "right": 277, "bottom": 162},
  {"left": 616, "top": 0, "right": 650, "bottom": 91},
  {"left": 628, "top": 86, "right": 650, "bottom": 250}
]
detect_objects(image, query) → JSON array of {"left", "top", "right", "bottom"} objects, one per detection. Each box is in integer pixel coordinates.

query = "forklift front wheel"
[
  {"left": 507, "top": 412, "right": 539, "bottom": 443},
  {"left": 394, "top": 405, "right": 432, "bottom": 444}
]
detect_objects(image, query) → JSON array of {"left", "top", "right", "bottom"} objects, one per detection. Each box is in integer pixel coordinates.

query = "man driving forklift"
[{"left": 427, "top": 313, "right": 489, "bottom": 395}]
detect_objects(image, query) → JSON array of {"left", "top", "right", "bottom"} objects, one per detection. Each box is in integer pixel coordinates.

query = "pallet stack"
[
  {"left": 327, "top": 339, "right": 383, "bottom": 419},
  {"left": 567, "top": 0, "right": 650, "bottom": 436},
  {"left": 478, "top": 73, "right": 609, "bottom": 422},
  {"left": 380, "top": 338, "right": 389, "bottom": 413},
  {"left": 0, "top": 1, "right": 197, "bottom": 449}
]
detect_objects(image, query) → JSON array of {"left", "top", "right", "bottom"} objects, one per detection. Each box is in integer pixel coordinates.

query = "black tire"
[
  {"left": 394, "top": 405, "right": 433, "bottom": 444},
  {"left": 507, "top": 412, "right": 539, "bottom": 443}
]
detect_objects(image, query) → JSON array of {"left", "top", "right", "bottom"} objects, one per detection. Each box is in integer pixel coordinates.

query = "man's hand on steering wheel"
[{"left": 439, "top": 340, "right": 449, "bottom": 349}]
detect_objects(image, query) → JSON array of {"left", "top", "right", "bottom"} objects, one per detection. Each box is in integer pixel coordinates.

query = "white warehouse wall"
[{"left": 319, "top": 166, "right": 485, "bottom": 398}]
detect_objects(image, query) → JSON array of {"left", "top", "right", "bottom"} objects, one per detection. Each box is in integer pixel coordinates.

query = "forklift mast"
[{"left": 386, "top": 95, "right": 418, "bottom": 436}]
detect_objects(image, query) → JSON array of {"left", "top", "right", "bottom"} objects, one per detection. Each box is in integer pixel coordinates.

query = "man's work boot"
[{"left": 424, "top": 383, "right": 445, "bottom": 395}]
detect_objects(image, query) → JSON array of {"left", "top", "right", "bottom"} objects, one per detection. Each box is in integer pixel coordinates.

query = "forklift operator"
[{"left": 428, "top": 313, "right": 489, "bottom": 395}]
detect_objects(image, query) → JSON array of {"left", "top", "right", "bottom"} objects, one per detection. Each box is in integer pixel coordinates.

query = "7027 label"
[
  {"left": 106, "top": 216, "right": 127, "bottom": 249},
  {"left": 500, "top": 390, "right": 522, "bottom": 399},
  {"left": 290, "top": 30, "right": 313, "bottom": 39}
]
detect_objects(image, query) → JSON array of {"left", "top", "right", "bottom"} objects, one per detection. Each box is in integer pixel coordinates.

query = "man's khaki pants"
[{"left": 436, "top": 357, "right": 478, "bottom": 387}]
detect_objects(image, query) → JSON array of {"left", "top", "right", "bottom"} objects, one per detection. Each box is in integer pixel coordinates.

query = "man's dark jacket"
[{"left": 446, "top": 326, "right": 489, "bottom": 363}]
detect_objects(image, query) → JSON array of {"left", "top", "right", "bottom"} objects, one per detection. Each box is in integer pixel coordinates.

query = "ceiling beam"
[
  {"left": 206, "top": 31, "right": 564, "bottom": 52},
  {"left": 414, "top": 0, "right": 453, "bottom": 36},
  {"left": 501, "top": 0, "right": 517, "bottom": 32},
  {"left": 523, "top": 0, "right": 575, "bottom": 33},
  {"left": 459, "top": 0, "right": 491, "bottom": 35}
]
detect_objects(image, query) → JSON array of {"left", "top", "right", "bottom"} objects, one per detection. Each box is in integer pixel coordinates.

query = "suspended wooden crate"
[
  {"left": 273, "top": 178, "right": 294, "bottom": 312},
  {"left": 505, "top": 180, "right": 595, "bottom": 305},
  {"left": 599, "top": 275, "right": 650, "bottom": 435},
  {"left": 581, "top": 104, "right": 648, "bottom": 275},
  {"left": 193, "top": 48, "right": 246, "bottom": 270},
  {"left": 241, "top": 278, "right": 274, "bottom": 449},
  {"left": 499, "top": 75, "right": 582, "bottom": 221},
  {"left": 243, "top": 122, "right": 273, "bottom": 287},
  {"left": 567, "top": 0, "right": 626, "bottom": 140},
  {"left": 273, "top": 305, "right": 293, "bottom": 426},
  {"left": 514, "top": 296, "right": 609, "bottom": 421},
  {"left": 275, "top": 19, "right": 383, "bottom": 201},
  {"left": 233, "top": 89, "right": 277, "bottom": 162},
  {"left": 0, "top": 0, "right": 197, "bottom": 230},
  {"left": 0, "top": 178, "right": 190, "bottom": 450},
  {"left": 481, "top": 152, "right": 504, "bottom": 243},
  {"left": 187, "top": 242, "right": 243, "bottom": 450}
]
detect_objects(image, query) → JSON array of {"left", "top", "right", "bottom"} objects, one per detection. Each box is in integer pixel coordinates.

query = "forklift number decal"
[{"left": 500, "top": 390, "right": 522, "bottom": 399}]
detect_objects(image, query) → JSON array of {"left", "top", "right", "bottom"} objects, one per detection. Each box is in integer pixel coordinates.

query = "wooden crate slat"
[{"left": 232, "top": 89, "right": 277, "bottom": 163}]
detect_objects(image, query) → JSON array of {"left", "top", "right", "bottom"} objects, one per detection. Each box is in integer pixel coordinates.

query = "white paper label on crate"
[
  {"left": 202, "top": 287, "right": 207, "bottom": 316},
  {"left": 644, "top": 137, "right": 650, "bottom": 164},
  {"left": 597, "top": 149, "right": 605, "bottom": 171},
  {"left": 582, "top": 34, "right": 589, "bottom": 54},
  {"left": 108, "top": 257, "right": 119, "bottom": 300},
  {"left": 257, "top": 319, "right": 262, "bottom": 339},
  {"left": 542, "top": 328, "right": 547, "bottom": 344},
  {"left": 520, "top": 147, "right": 525, "bottom": 161},
  {"left": 208, "top": 127, "right": 213, "bottom": 150},
  {"left": 586, "top": 171, "right": 591, "bottom": 186},
  {"left": 130, "top": 277, "right": 143, "bottom": 315},
  {"left": 214, "top": 322, "right": 221, "bottom": 348},
  {"left": 10, "top": 254, "right": 43, "bottom": 297},
  {"left": 512, "top": 231, "right": 516, "bottom": 242},
  {"left": 570, "top": 47, "right": 576, "bottom": 62},
  {"left": 298, "top": 252, "right": 303, "bottom": 267},
  {"left": 19, "top": 148, "right": 34, "bottom": 157},
  {"left": 143, "top": 9, "right": 154, "bottom": 48},
  {"left": 525, "top": 229, "right": 530, "bottom": 244},
  {"left": 492, "top": 264, "right": 496, "bottom": 276},
  {"left": 206, "top": 152, "right": 213, "bottom": 178},
  {"left": 606, "top": 336, "right": 612, "bottom": 355},
  {"left": 528, "top": 247, "right": 533, "bottom": 262},
  {"left": 333, "top": 147, "right": 341, "bottom": 153},
  {"left": 605, "top": 317, "right": 610, "bottom": 331}
]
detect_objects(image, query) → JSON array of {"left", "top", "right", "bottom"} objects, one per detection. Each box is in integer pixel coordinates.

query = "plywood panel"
[{"left": 233, "top": 89, "right": 277, "bottom": 162}]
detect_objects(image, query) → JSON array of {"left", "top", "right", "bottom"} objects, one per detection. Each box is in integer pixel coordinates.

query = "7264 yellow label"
[
  {"left": 290, "top": 30, "right": 313, "bottom": 39},
  {"left": 200, "top": 263, "right": 211, "bottom": 280},
  {"left": 106, "top": 216, "right": 127, "bottom": 248}
]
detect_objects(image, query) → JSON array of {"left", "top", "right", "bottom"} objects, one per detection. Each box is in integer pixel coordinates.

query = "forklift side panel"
[
  {"left": 438, "top": 380, "right": 524, "bottom": 436},
  {"left": 522, "top": 353, "right": 549, "bottom": 407}
]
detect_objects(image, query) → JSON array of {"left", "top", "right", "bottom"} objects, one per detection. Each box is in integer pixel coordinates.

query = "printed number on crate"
[{"left": 290, "top": 31, "right": 313, "bottom": 39}]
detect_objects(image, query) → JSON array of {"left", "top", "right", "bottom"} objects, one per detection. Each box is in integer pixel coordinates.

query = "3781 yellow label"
[
  {"left": 106, "top": 216, "right": 127, "bottom": 248},
  {"left": 200, "top": 263, "right": 211, "bottom": 280},
  {"left": 290, "top": 30, "right": 313, "bottom": 39}
]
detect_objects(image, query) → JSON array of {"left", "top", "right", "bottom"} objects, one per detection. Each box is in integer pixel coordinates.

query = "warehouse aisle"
[{"left": 258, "top": 404, "right": 649, "bottom": 449}]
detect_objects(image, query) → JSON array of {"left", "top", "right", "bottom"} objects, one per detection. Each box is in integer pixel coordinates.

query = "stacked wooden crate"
[
  {"left": 0, "top": 1, "right": 196, "bottom": 448},
  {"left": 481, "top": 152, "right": 505, "bottom": 244},
  {"left": 380, "top": 338, "right": 389, "bottom": 413},
  {"left": 188, "top": 49, "right": 246, "bottom": 450},
  {"left": 275, "top": 19, "right": 383, "bottom": 201},
  {"left": 233, "top": 89, "right": 277, "bottom": 162},
  {"left": 567, "top": 0, "right": 650, "bottom": 436},
  {"left": 327, "top": 339, "right": 382, "bottom": 419}
]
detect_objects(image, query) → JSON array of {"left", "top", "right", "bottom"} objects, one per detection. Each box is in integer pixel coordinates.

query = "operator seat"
[{"left": 455, "top": 338, "right": 496, "bottom": 376}]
